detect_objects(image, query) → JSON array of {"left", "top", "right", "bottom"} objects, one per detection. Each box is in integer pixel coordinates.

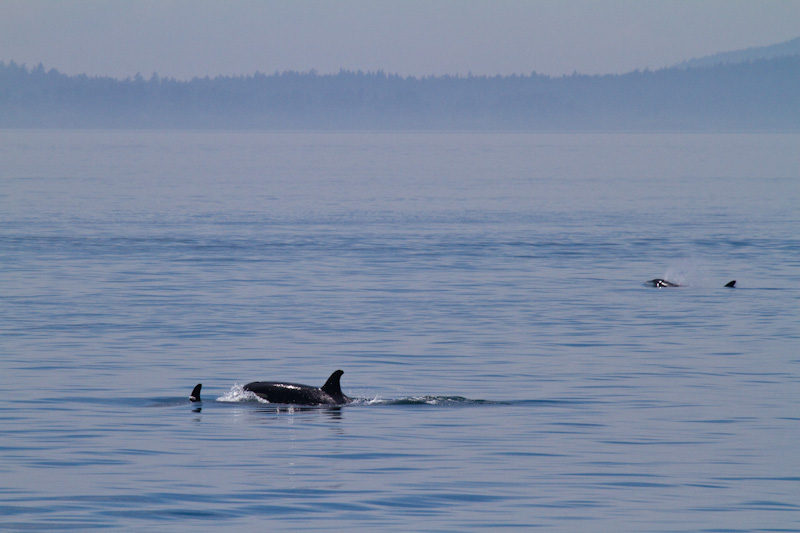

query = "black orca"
[
  {"left": 189, "top": 370, "right": 352, "bottom": 405},
  {"left": 647, "top": 278, "right": 681, "bottom": 288},
  {"left": 189, "top": 383, "right": 202, "bottom": 402},
  {"left": 189, "top": 371, "right": 351, "bottom": 405},
  {"left": 647, "top": 279, "right": 736, "bottom": 288},
  {"left": 243, "top": 370, "right": 351, "bottom": 405}
]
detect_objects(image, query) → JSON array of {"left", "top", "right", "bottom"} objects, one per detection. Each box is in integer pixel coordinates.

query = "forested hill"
[
  {"left": 1, "top": 56, "right": 798, "bottom": 131},
  {"left": 678, "top": 37, "right": 800, "bottom": 69}
]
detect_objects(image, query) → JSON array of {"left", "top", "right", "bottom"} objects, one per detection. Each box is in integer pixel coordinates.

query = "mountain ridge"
[{"left": 678, "top": 36, "right": 800, "bottom": 69}]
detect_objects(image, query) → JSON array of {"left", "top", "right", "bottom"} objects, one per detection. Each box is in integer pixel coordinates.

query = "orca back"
[
  {"left": 648, "top": 278, "right": 680, "bottom": 288},
  {"left": 242, "top": 370, "right": 351, "bottom": 405}
]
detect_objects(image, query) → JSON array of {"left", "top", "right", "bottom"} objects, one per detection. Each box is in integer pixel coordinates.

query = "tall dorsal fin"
[
  {"left": 321, "top": 370, "right": 345, "bottom": 400},
  {"left": 189, "top": 383, "right": 202, "bottom": 402},
  {"left": 724, "top": 280, "right": 736, "bottom": 288}
]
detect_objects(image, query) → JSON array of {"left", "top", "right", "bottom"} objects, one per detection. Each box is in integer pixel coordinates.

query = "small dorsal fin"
[
  {"left": 321, "top": 370, "right": 345, "bottom": 399},
  {"left": 724, "top": 280, "right": 736, "bottom": 288},
  {"left": 189, "top": 383, "right": 202, "bottom": 402}
]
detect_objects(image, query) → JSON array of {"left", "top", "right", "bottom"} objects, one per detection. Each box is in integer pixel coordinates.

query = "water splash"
[
  {"left": 361, "top": 396, "right": 500, "bottom": 406},
  {"left": 215, "top": 383, "right": 269, "bottom": 403}
]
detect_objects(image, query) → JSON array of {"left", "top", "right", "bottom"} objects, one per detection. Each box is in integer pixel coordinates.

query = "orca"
[
  {"left": 189, "top": 383, "right": 202, "bottom": 402},
  {"left": 189, "top": 370, "right": 352, "bottom": 405},
  {"left": 647, "top": 278, "right": 681, "bottom": 288},
  {"left": 647, "top": 279, "right": 736, "bottom": 288}
]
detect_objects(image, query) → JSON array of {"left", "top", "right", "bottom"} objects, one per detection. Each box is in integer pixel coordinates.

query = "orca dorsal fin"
[
  {"left": 190, "top": 383, "right": 202, "bottom": 402},
  {"left": 724, "top": 280, "right": 736, "bottom": 288},
  {"left": 321, "top": 370, "right": 345, "bottom": 400}
]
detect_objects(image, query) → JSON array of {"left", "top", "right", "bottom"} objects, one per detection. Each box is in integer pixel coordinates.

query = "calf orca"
[
  {"left": 189, "top": 370, "right": 352, "bottom": 405},
  {"left": 647, "top": 279, "right": 736, "bottom": 288}
]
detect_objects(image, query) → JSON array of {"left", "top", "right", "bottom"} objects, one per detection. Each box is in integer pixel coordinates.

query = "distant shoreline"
[{"left": 2, "top": 56, "right": 799, "bottom": 131}]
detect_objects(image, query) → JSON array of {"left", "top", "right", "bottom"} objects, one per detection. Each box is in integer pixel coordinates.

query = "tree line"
[{"left": 1, "top": 56, "right": 798, "bottom": 130}]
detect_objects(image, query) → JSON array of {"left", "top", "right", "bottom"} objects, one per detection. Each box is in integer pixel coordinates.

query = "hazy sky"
[{"left": 2, "top": 1, "right": 799, "bottom": 79}]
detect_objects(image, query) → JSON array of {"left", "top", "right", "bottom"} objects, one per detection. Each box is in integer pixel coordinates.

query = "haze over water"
[{"left": 1, "top": 131, "right": 799, "bottom": 531}]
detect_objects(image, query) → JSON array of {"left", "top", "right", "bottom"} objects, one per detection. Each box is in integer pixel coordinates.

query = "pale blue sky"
[{"left": 2, "top": 0, "right": 799, "bottom": 79}]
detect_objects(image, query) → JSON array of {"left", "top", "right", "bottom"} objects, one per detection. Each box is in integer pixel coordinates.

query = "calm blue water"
[{"left": 1, "top": 131, "right": 799, "bottom": 532}]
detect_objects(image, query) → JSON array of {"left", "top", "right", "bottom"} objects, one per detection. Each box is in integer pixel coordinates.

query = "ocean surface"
[{"left": 1, "top": 131, "right": 799, "bottom": 532}]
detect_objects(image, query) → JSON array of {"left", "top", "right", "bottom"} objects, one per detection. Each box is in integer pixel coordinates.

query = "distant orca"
[
  {"left": 647, "top": 278, "right": 681, "bottom": 288},
  {"left": 647, "top": 279, "right": 736, "bottom": 288},
  {"left": 189, "top": 370, "right": 352, "bottom": 405}
]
